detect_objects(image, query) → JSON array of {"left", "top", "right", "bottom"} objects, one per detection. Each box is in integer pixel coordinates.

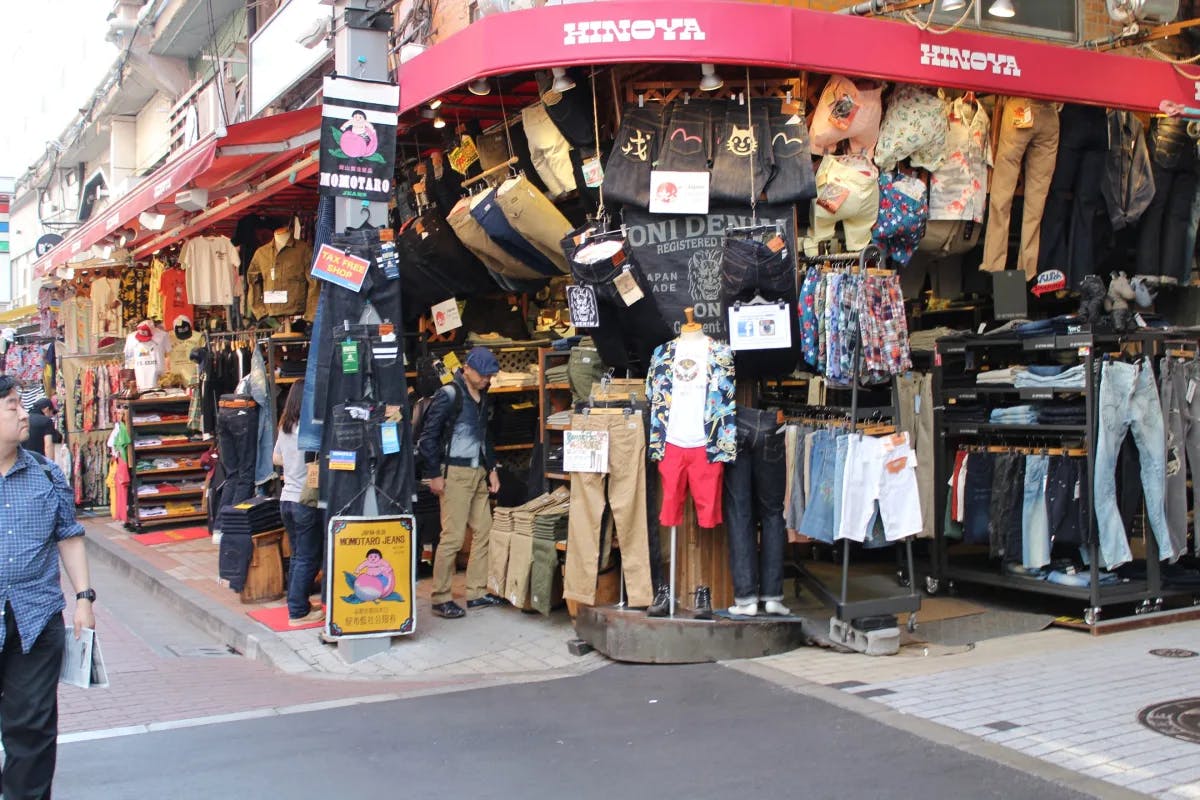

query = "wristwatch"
[{"left": 76, "top": 589, "right": 97, "bottom": 602}]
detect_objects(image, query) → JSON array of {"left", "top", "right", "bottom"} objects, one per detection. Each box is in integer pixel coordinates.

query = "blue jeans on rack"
[
  {"left": 299, "top": 194, "right": 335, "bottom": 452},
  {"left": 798, "top": 429, "right": 836, "bottom": 543},
  {"left": 723, "top": 408, "right": 787, "bottom": 605},
  {"left": 1094, "top": 360, "right": 1174, "bottom": 568},
  {"left": 1022, "top": 454, "right": 1051, "bottom": 569}
]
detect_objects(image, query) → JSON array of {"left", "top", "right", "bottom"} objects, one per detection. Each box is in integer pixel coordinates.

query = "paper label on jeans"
[
  {"left": 379, "top": 322, "right": 396, "bottom": 343},
  {"left": 340, "top": 341, "right": 360, "bottom": 374},
  {"left": 914, "top": 394, "right": 921, "bottom": 415},
  {"left": 1073, "top": 478, "right": 1081, "bottom": 500},
  {"left": 582, "top": 156, "right": 604, "bottom": 188},
  {"left": 329, "top": 450, "right": 357, "bottom": 471},
  {"left": 885, "top": 455, "right": 908, "bottom": 474},
  {"left": 380, "top": 422, "right": 400, "bottom": 455},
  {"left": 1011, "top": 104, "right": 1033, "bottom": 128},
  {"left": 816, "top": 182, "right": 850, "bottom": 213},
  {"left": 431, "top": 298, "right": 462, "bottom": 335},
  {"left": 613, "top": 269, "right": 644, "bottom": 306},
  {"left": 649, "top": 171, "right": 710, "bottom": 215},
  {"left": 566, "top": 285, "right": 600, "bottom": 328},
  {"left": 306, "top": 462, "right": 320, "bottom": 489},
  {"left": 264, "top": 290, "right": 288, "bottom": 305},
  {"left": 1188, "top": 380, "right": 1197, "bottom": 405},
  {"left": 728, "top": 303, "right": 791, "bottom": 351},
  {"left": 563, "top": 430, "right": 609, "bottom": 473}
]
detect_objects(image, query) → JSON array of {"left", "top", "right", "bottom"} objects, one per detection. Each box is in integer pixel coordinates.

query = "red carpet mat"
[
  {"left": 133, "top": 527, "right": 210, "bottom": 546},
  {"left": 247, "top": 604, "right": 325, "bottom": 632}
]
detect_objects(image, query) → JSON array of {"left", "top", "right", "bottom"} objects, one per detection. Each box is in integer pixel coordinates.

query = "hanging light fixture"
[
  {"left": 940, "top": 0, "right": 967, "bottom": 10},
  {"left": 551, "top": 67, "right": 575, "bottom": 93},
  {"left": 988, "top": 0, "right": 1015, "bottom": 17},
  {"left": 699, "top": 63, "right": 723, "bottom": 92},
  {"left": 433, "top": 114, "right": 446, "bottom": 129},
  {"left": 429, "top": 98, "right": 443, "bottom": 110},
  {"left": 468, "top": 77, "right": 491, "bottom": 96}
]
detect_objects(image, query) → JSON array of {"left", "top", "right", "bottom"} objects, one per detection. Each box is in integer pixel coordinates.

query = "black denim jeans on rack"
[
  {"left": 1046, "top": 455, "right": 1087, "bottom": 547},
  {"left": 723, "top": 407, "right": 788, "bottom": 604},
  {"left": 764, "top": 102, "right": 817, "bottom": 205},
  {"left": 602, "top": 105, "right": 662, "bottom": 209},
  {"left": 657, "top": 101, "right": 714, "bottom": 173},
  {"left": 322, "top": 401, "right": 410, "bottom": 517},
  {"left": 218, "top": 403, "right": 259, "bottom": 506},
  {"left": 720, "top": 235, "right": 801, "bottom": 378},
  {"left": 1038, "top": 104, "right": 1108, "bottom": 286},
  {"left": 989, "top": 453, "right": 1024, "bottom": 561},
  {"left": 535, "top": 68, "right": 596, "bottom": 148},
  {"left": 962, "top": 452, "right": 994, "bottom": 545},
  {"left": 710, "top": 101, "right": 772, "bottom": 205},
  {"left": 401, "top": 211, "right": 497, "bottom": 301},
  {"left": 562, "top": 226, "right": 673, "bottom": 376}
]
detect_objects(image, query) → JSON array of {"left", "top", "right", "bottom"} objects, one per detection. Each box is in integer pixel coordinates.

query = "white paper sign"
[
  {"left": 564, "top": 429, "right": 609, "bottom": 473},
  {"left": 728, "top": 303, "right": 792, "bottom": 351},
  {"left": 649, "top": 171, "right": 710, "bottom": 215},
  {"left": 264, "top": 290, "right": 289, "bottom": 305},
  {"left": 431, "top": 298, "right": 462, "bottom": 335}
]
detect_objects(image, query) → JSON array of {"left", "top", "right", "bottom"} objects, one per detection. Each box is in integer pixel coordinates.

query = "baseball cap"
[
  {"left": 464, "top": 346, "right": 500, "bottom": 376},
  {"left": 173, "top": 315, "right": 193, "bottom": 340},
  {"left": 134, "top": 321, "right": 155, "bottom": 342},
  {"left": 1032, "top": 269, "right": 1066, "bottom": 296},
  {"left": 32, "top": 398, "right": 55, "bottom": 414}
]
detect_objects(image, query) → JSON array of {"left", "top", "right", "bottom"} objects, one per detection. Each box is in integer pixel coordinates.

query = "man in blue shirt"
[
  {"left": 0, "top": 375, "right": 94, "bottom": 799},
  {"left": 418, "top": 347, "right": 504, "bottom": 619}
]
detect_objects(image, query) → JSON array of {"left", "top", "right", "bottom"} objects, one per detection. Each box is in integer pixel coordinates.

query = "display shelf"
[
  {"left": 131, "top": 418, "right": 191, "bottom": 428},
  {"left": 136, "top": 511, "right": 206, "bottom": 524},
  {"left": 135, "top": 466, "right": 205, "bottom": 476},
  {"left": 546, "top": 471, "right": 569, "bottom": 481},
  {"left": 545, "top": 423, "right": 571, "bottom": 431},
  {"left": 275, "top": 376, "right": 301, "bottom": 385},
  {"left": 118, "top": 395, "right": 208, "bottom": 533},
  {"left": 546, "top": 382, "right": 570, "bottom": 390},
  {"left": 135, "top": 488, "right": 206, "bottom": 500},
  {"left": 489, "top": 385, "right": 538, "bottom": 394},
  {"left": 942, "top": 423, "right": 1087, "bottom": 436},
  {"left": 539, "top": 347, "right": 575, "bottom": 494},
  {"left": 132, "top": 441, "right": 211, "bottom": 454}
]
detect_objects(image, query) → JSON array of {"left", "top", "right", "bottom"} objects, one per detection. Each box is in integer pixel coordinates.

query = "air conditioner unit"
[
  {"left": 1106, "top": 0, "right": 1180, "bottom": 24},
  {"left": 174, "top": 189, "right": 208, "bottom": 212}
]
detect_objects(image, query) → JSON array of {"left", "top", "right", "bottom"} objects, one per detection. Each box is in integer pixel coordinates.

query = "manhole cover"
[
  {"left": 1138, "top": 699, "right": 1200, "bottom": 744},
  {"left": 1151, "top": 648, "right": 1198, "bottom": 659}
]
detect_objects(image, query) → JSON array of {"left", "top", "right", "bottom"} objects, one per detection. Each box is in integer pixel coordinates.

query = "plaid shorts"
[{"left": 859, "top": 273, "right": 912, "bottom": 384}]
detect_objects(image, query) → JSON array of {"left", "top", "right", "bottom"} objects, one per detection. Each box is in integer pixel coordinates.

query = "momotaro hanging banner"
[{"left": 320, "top": 76, "right": 400, "bottom": 202}]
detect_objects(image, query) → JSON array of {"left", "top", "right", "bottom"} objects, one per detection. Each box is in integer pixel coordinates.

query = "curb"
[{"left": 84, "top": 530, "right": 313, "bottom": 675}]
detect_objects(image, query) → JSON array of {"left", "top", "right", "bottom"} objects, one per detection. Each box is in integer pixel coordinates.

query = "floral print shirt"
[
  {"left": 874, "top": 84, "right": 949, "bottom": 172},
  {"left": 646, "top": 337, "right": 736, "bottom": 463},
  {"left": 929, "top": 96, "right": 992, "bottom": 222}
]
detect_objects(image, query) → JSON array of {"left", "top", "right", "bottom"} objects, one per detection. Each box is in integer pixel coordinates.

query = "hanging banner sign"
[
  {"left": 622, "top": 205, "right": 795, "bottom": 339},
  {"left": 319, "top": 76, "right": 400, "bottom": 202},
  {"left": 311, "top": 244, "right": 370, "bottom": 291},
  {"left": 325, "top": 515, "right": 416, "bottom": 640}
]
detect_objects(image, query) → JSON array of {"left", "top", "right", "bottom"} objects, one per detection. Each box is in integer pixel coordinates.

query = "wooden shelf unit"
[{"left": 119, "top": 395, "right": 210, "bottom": 533}]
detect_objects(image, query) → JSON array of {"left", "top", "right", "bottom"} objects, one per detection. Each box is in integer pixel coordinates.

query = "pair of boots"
[{"left": 646, "top": 585, "right": 713, "bottom": 619}]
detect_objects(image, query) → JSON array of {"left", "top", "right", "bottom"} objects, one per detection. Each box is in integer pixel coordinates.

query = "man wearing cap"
[
  {"left": 25, "top": 399, "right": 62, "bottom": 459},
  {"left": 417, "top": 347, "right": 505, "bottom": 619}
]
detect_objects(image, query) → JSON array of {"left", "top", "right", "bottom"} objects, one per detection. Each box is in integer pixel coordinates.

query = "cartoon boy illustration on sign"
[
  {"left": 339, "top": 110, "right": 379, "bottom": 158},
  {"left": 343, "top": 548, "right": 404, "bottom": 604}
]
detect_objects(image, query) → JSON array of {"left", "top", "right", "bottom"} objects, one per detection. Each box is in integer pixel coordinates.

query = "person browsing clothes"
[
  {"left": 24, "top": 399, "right": 62, "bottom": 459},
  {"left": 273, "top": 379, "right": 325, "bottom": 627},
  {"left": 417, "top": 347, "right": 506, "bottom": 619}
]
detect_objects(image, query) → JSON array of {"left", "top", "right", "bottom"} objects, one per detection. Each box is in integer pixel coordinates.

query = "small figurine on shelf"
[
  {"left": 1077, "top": 275, "right": 1106, "bottom": 326},
  {"left": 1105, "top": 271, "right": 1137, "bottom": 332}
]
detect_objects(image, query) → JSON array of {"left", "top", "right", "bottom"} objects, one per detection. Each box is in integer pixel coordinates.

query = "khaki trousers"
[
  {"left": 564, "top": 413, "right": 654, "bottom": 607},
  {"left": 432, "top": 465, "right": 492, "bottom": 603},
  {"left": 982, "top": 99, "right": 1060, "bottom": 277},
  {"left": 496, "top": 175, "right": 573, "bottom": 273},
  {"left": 447, "top": 199, "right": 545, "bottom": 281},
  {"left": 896, "top": 373, "right": 935, "bottom": 539}
]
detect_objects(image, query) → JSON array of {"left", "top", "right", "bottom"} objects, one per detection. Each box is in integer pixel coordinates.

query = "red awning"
[
  {"left": 396, "top": 1, "right": 1198, "bottom": 116},
  {"left": 35, "top": 106, "right": 321, "bottom": 276}
]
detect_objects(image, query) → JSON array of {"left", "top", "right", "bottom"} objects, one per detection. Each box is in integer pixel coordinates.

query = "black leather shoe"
[
  {"left": 431, "top": 601, "right": 466, "bottom": 619},
  {"left": 467, "top": 594, "right": 505, "bottom": 609},
  {"left": 693, "top": 586, "right": 713, "bottom": 620},
  {"left": 646, "top": 585, "right": 671, "bottom": 617}
]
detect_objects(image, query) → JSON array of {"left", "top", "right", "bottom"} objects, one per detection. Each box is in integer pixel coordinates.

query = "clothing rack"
[{"left": 794, "top": 245, "right": 922, "bottom": 638}]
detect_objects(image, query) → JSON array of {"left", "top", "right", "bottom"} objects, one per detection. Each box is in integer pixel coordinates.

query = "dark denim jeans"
[
  {"left": 281, "top": 501, "right": 324, "bottom": 618},
  {"left": 1039, "top": 104, "right": 1107, "bottom": 287},
  {"left": 962, "top": 452, "right": 994, "bottom": 545},
  {"left": 402, "top": 211, "right": 498, "bottom": 298},
  {"left": 602, "top": 105, "right": 662, "bottom": 209},
  {"left": 710, "top": 101, "right": 772, "bottom": 204},
  {"left": 658, "top": 101, "right": 714, "bottom": 173},
  {"left": 469, "top": 191, "right": 561, "bottom": 277},
  {"left": 1136, "top": 162, "right": 1200, "bottom": 283},
  {"left": 535, "top": 68, "right": 595, "bottom": 148},
  {"left": 218, "top": 404, "right": 259, "bottom": 506},
  {"left": 299, "top": 194, "right": 335, "bottom": 452},
  {"left": 720, "top": 235, "right": 801, "bottom": 378},
  {"left": 988, "top": 453, "right": 1024, "bottom": 560},
  {"left": 322, "top": 401, "right": 410, "bottom": 517},
  {"left": 723, "top": 407, "right": 787, "bottom": 604},
  {"left": 765, "top": 103, "right": 817, "bottom": 204},
  {"left": 563, "top": 226, "right": 673, "bottom": 376}
]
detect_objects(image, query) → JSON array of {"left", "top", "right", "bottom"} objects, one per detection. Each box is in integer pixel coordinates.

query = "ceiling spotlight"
[
  {"left": 429, "top": 98, "right": 442, "bottom": 110},
  {"left": 433, "top": 114, "right": 446, "bottom": 129},
  {"left": 551, "top": 67, "right": 575, "bottom": 93},
  {"left": 988, "top": 0, "right": 1015, "bottom": 16},
  {"left": 699, "top": 63, "right": 723, "bottom": 92},
  {"left": 940, "top": 0, "right": 967, "bottom": 10},
  {"left": 468, "top": 78, "right": 491, "bottom": 96}
]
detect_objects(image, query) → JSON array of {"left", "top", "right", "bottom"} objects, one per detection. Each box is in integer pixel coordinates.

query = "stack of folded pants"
[
  {"left": 488, "top": 507, "right": 516, "bottom": 597},
  {"left": 217, "top": 496, "right": 283, "bottom": 534},
  {"left": 942, "top": 405, "right": 989, "bottom": 424},
  {"left": 989, "top": 405, "right": 1040, "bottom": 425},
  {"left": 1014, "top": 363, "right": 1087, "bottom": 389},
  {"left": 530, "top": 509, "right": 569, "bottom": 616},
  {"left": 976, "top": 367, "right": 1027, "bottom": 385},
  {"left": 491, "top": 400, "right": 538, "bottom": 445},
  {"left": 504, "top": 490, "right": 569, "bottom": 609},
  {"left": 1038, "top": 403, "right": 1088, "bottom": 425}
]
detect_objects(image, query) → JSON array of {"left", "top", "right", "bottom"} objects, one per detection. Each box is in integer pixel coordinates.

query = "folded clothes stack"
[
  {"left": 1037, "top": 403, "right": 1087, "bottom": 425},
  {"left": 976, "top": 367, "right": 1027, "bottom": 385},
  {"left": 988, "top": 405, "right": 1040, "bottom": 425},
  {"left": 217, "top": 496, "right": 282, "bottom": 536},
  {"left": 942, "top": 405, "right": 989, "bottom": 423},
  {"left": 1013, "top": 363, "right": 1087, "bottom": 389}
]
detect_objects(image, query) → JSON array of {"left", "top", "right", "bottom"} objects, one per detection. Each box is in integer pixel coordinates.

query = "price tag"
[
  {"left": 378, "top": 241, "right": 401, "bottom": 280},
  {"left": 1011, "top": 104, "right": 1033, "bottom": 129},
  {"left": 431, "top": 297, "right": 463, "bottom": 334},
  {"left": 305, "top": 463, "right": 320, "bottom": 489},
  {"left": 885, "top": 455, "right": 909, "bottom": 474},
  {"left": 443, "top": 351, "right": 462, "bottom": 373},
  {"left": 379, "top": 322, "right": 396, "bottom": 343},
  {"left": 340, "top": 341, "right": 360, "bottom": 374},
  {"left": 1188, "top": 380, "right": 1196, "bottom": 405},
  {"left": 329, "top": 450, "right": 357, "bottom": 471},
  {"left": 914, "top": 394, "right": 922, "bottom": 415},
  {"left": 563, "top": 430, "right": 609, "bottom": 473},
  {"left": 613, "top": 269, "right": 644, "bottom": 306},
  {"left": 380, "top": 422, "right": 400, "bottom": 454},
  {"left": 582, "top": 156, "right": 604, "bottom": 188},
  {"left": 264, "top": 290, "right": 288, "bottom": 305}
]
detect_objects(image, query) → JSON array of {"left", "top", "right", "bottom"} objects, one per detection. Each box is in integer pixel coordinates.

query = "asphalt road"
[{"left": 56, "top": 661, "right": 1094, "bottom": 800}]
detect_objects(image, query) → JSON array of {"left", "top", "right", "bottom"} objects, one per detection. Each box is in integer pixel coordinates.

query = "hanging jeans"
[
  {"left": 1038, "top": 104, "right": 1108, "bottom": 288},
  {"left": 449, "top": 197, "right": 546, "bottom": 282},
  {"left": 982, "top": 99, "right": 1060, "bottom": 277},
  {"left": 764, "top": 101, "right": 817, "bottom": 205},
  {"left": 723, "top": 408, "right": 787, "bottom": 605},
  {"left": 989, "top": 453, "right": 1024, "bottom": 561},
  {"left": 657, "top": 101, "right": 714, "bottom": 173},
  {"left": 798, "top": 429, "right": 837, "bottom": 543},
  {"left": 323, "top": 401, "right": 409, "bottom": 517},
  {"left": 217, "top": 402, "right": 259, "bottom": 506},
  {"left": 720, "top": 235, "right": 801, "bottom": 378},
  {"left": 521, "top": 102, "right": 577, "bottom": 199},
  {"left": 1094, "top": 360, "right": 1174, "bottom": 568},
  {"left": 1160, "top": 358, "right": 1200, "bottom": 559},
  {"left": 602, "top": 105, "right": 662, "bottom": 209},
  {"left": 895, "top": 372, "right": 935, "bottom": 539},
  {"left": 402, "top": 210, "right": 497, "bottom": 298},
  {"left": 495, "top": 175, "right": 574, "bottom": 273},
  {"left": 1136, "top": 163, "right": 1200, "bottom": 284},
  {"left": 1022, "top": 454, "right": 1051, "bottom": 569},
  {"left": 563, "top": 227, "right": 673, "bottom": 376},
  {"left": 299, "top": 194, "right": 336, "bottom": 452},
  {"left": 710, "top": 101, "right": 772, "bottom": 205},
  {"left": 470, "top": 189, "right": 561, "bottom": 277}
]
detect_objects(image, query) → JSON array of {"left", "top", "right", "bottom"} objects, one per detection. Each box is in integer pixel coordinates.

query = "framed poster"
[{"left": 325, "top": 515, "right": 416, "bottom": 640}]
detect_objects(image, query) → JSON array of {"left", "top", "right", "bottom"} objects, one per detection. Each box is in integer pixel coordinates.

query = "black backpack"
[{"left": 412, "top": 383, "right": 462, "bottom": 476}]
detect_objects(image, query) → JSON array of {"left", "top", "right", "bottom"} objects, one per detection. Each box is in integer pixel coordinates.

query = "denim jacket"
[
  {"left": 417, "top": 373, "right": 496, "bottom": 479},
  {"left": 646, "top": 337, "right": 737, "bottom": 463}
]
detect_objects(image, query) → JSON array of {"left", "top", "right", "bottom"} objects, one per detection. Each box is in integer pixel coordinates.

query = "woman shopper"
[{"left": 273, "top": 380, "right": 325, "bottom": 626}]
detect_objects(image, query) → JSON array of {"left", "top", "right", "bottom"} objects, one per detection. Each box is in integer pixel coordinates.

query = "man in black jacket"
[{"left": 418, "top": 347, "right": 505, "bottom": 618}]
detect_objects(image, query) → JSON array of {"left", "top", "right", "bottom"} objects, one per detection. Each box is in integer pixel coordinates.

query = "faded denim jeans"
[
  {"left": 1094, "top": 360, "right": 1174, "bottom": 568},
  {"left": 1022, "top": 454, "right": 1050, "bottom": 569}
]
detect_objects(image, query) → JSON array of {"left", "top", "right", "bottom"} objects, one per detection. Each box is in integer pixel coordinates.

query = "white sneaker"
[
  {"left": 763, "top": 600, "right": 790, "bottom": 616},
  {"left": 728, "top": 602, "right": 758, "bottom": 617}
]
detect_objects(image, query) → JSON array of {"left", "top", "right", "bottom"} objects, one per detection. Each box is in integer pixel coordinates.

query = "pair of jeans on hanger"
[
  {"left": 723, "top": 407, "right": 787, "bottom": 606},
  {"left": 323, "top": 401, "right": 409, "bottom": 517},
  {"left": 602, "top": 105, "right": 662, "bottom": 209},
  {"left": 720, "top": 235, "right": 801, "bottom": 378},
  {"left": 1038, "top": 104, "right": 1108, "bottom": 289},
  {"left": 710, "top": 101, "right": 773, "bottom": 205},
  {"left": 217, "top": 402, "right": 259, "bottom": 506},
  {"left": 1136, "top": 116, "right": 1200, "bottom": 284}
]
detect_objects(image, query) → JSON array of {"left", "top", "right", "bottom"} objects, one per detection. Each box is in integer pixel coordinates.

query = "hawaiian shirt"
[
  {"left": 646, "top": 337, "right": 736, "bottom": 463},
  {"left": 929, "top": 96, "right": 992, "bottom": 222},
  {"left": 874, "top": 84, "right": 949, "bottom": 172}
]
